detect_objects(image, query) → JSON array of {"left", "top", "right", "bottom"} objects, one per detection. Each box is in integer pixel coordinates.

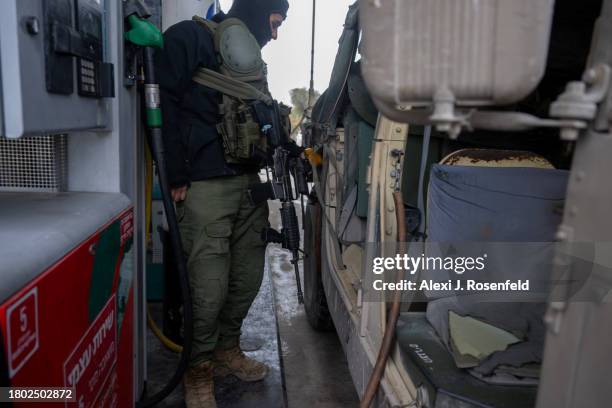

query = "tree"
[
  {"left": 289, "top": 87, "right": 321, "bottom": 117},
  {"left": 288, "top": 87, "right": 320, "bottom": 132}
]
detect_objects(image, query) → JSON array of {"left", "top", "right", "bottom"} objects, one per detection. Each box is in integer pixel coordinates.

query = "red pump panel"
[{"left": 0, "top": 208, "right": 135, "bottom": 408}]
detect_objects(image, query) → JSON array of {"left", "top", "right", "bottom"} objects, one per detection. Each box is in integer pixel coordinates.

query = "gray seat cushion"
[{"left": 424, "top": 164, "right": 569, "bottom": 379}]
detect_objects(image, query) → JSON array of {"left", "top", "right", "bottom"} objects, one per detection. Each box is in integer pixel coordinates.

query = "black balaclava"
[{"left": 226, "top": 0, "right": 289, "bottom": 47}]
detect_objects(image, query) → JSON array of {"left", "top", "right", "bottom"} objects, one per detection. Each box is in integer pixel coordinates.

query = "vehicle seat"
[
  {"left": 395, "top": 149, "right": 569, "bottom": 407},
  {"left": 425, "top": 149, "right": 568, "bottom": 384}
]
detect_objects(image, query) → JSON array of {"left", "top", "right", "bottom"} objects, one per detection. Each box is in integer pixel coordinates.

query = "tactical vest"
[{"left": 191, "top": 16, "right": 282, "bottom": 165}]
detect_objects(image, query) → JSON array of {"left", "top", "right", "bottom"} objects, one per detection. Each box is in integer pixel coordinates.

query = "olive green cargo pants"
[{"left": 177, "top": 173, "right": 269, "bottom": 366}]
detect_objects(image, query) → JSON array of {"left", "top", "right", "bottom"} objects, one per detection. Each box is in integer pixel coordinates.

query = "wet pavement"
[
  {"left": 145, "top": 200, "right": 358, "bottom": 407},
  {"left": 268, "top": 200, "right": 359, "bottom": 408}
]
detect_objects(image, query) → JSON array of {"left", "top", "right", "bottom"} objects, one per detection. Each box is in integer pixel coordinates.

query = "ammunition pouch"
[{"left": 217, "top": 95, "right": 269, "bottom": 164}]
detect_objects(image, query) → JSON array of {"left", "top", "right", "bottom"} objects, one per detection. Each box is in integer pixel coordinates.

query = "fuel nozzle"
[{"left": 124, "top": 1, "right": 163, "bottom": 49}]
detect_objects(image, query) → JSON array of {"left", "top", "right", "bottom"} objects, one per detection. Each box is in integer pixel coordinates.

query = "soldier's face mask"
[{"left": 269, "top": 13, "right": 285, "bottom": 41}]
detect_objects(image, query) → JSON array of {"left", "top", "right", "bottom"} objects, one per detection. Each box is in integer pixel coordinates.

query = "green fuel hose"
[
  {"left": 135, "top": 46, "right": 194, "bottom": 408},
  {"left": 124, "top": 11, "right": 193, "bottom": 407}
]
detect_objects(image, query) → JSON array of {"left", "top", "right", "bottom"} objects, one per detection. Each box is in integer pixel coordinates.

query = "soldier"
[{"left": 155, "top": 0, "right": 289, "bottom": 406}]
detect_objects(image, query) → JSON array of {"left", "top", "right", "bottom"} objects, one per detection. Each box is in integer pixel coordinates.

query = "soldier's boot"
[
  {"left": 213, "top": 346, "right": 269, "bottom": 382},
  {"left": 184, "top": 361, "right": 217, "bottom": 408}
]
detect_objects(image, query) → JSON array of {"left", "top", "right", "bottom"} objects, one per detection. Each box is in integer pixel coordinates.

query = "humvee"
[{"left": 301, "top": 1, "right": 612, "bottom": 407}]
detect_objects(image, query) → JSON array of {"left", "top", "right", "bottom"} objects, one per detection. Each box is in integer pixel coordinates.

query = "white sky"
[{"left": 219, "top": 0, "right": 354, "bottom": 105}]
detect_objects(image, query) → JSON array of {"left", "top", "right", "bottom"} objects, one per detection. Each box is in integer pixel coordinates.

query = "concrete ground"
[
  {"left": 145, "top": 259, "right": 284, "bottom": 408},
  {"left": 145, "top": 200, "right": 358, "bottom": 407}
]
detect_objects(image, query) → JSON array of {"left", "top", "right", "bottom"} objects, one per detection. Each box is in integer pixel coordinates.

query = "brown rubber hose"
[{"left": 360, "top": 191, "right": 406, "bottom": 408}]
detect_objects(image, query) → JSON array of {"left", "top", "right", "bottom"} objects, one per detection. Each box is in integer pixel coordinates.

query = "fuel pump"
[{"left": 0, "top": 1, "right": 137, "bottom": 407}]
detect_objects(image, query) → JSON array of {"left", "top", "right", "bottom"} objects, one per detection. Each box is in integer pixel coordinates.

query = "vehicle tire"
[{"left": 303, "top": 193, "right": 334, "bottom": 331}]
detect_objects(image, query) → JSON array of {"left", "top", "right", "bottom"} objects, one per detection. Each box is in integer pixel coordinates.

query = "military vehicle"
[{"left": 301, "top": 0, "right": 612, "bottom": 407}]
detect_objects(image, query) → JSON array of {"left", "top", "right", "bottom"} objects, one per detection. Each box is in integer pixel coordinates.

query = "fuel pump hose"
[{"left": 135, "top": 45, "right": 194, "bottom": 408}]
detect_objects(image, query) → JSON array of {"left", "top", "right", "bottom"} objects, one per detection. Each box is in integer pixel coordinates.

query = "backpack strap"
[
  {"left": 192, "top": 67, "right": 273, "bottom": 104},
  {"left": 192, "top": 15, "right": 218, "bottom": 37}
]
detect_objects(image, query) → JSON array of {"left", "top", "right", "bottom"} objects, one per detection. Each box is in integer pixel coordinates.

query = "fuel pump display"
[
  {"left": 74, "top": 0, "right": 113, "bottom": 97},
  {"left": 0, "top": 0, "right": 114, "bottom": 138},
  {"left": 45, "top": 0, "right": 114, "bottom": 97}
]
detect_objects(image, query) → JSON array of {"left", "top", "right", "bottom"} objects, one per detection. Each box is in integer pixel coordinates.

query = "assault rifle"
[{"left": 249, "top": 100, "right": 310, "bottom": 304}]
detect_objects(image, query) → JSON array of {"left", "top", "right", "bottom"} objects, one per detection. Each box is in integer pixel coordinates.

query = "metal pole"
[{"left": 307, "top": 0, "right": 316, "bottom": 109}]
